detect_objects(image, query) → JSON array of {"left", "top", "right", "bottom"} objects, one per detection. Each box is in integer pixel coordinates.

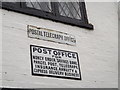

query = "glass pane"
[
  {"left": 58, "top": 2, "right": 81, "bottom": 20},
  {"left": 25, "top": 0, "right": 52, "bottom": 12}
]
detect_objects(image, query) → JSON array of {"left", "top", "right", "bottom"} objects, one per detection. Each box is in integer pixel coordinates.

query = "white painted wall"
[
  {"left": 118, "top": 2, "right": 120, "bottom": 89},
  {"left": 0, "top": 2, "right": 2, "bottom": 88},
  {"left": 1, "top": 2, "right": 118, "bottom": 88}
]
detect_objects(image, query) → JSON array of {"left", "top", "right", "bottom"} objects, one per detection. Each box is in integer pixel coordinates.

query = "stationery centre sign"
[
  {"left": 30, "top": 45, "right": 81, "bottom": 80},
  {"left": 27, "top": 25, "right": 76, "bottom": 46}
]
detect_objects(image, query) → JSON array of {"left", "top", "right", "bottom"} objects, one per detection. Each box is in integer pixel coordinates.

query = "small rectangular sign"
[
  {"left": 30, "top": 45, "right": 81, "bottom": 80},
  {"left": 27, "top": 25, "right": 76, "bottom": 46}
]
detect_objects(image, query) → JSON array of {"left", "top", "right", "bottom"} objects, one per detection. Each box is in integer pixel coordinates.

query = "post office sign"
[
  {"left": 27, "top": 25, "right": 76, "bottom": 46},
  {"left": 30, "top": 45, "right": 81, "bottom": 80}
]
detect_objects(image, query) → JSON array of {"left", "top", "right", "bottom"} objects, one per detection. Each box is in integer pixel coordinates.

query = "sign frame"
[{"left": 30, "top": 45, "right": 82, "bottom": 80}]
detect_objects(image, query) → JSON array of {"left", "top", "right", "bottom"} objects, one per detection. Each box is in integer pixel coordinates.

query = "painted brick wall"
[{"left": 1, "top": 2, "right": 118, "bottom": 88}]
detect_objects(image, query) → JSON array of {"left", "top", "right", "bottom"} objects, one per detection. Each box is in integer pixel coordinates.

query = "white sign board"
[
  {"left": 30, "top": 45, "right": 81, "bottom": 80},
  {"left": 27, "top": 25, "right": 76, "bottom": 46}
]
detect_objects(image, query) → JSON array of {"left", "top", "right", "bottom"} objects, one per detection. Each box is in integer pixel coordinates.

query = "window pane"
[
  {"left": 58, "top": 2, "right": 81, "bottom": 20},
  {"left": 25, "top": 0, "right": 52, "bottom": 12}
]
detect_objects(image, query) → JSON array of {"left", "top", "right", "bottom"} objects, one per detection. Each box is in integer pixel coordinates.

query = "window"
[{"left": 1, "top": 0, "right": 93, "bottom": 29}]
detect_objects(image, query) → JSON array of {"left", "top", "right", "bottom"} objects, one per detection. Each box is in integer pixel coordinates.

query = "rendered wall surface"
[
  {"left": 118, "top": 2, "right": 120, "bottom": 88},
  {"left": 1, "top": 2, "right": 118, "bottom": 88},
  {"left": 0, "top": 1, "right": 2, "bottom": 88}
]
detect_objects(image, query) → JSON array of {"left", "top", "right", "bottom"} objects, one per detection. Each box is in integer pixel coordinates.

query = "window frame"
[{"left": 1, "top": 1, "right": 94, "bottom": 30}]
